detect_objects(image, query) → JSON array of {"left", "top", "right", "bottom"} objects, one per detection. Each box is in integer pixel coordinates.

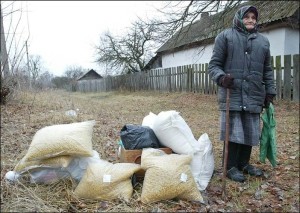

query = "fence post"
[
  {"left": 186, "top": 66, "right": 192, "bottom": 92},
  {"left": 179, "top": 66, "right": 182, "bottom": 92},
  {"left": 283, "top": 55, "right": 292, "bottom": 100},
  {"left": 275, "top": 56, "right": 282, "bottom": 100},
  {"left": 293, "top": 54, "right": 299, "bottom": 102},
  {"left": 195, "top": 64, "right": 199, "bottom": 93},
  {"left": 204, "top": 63, "right": 209, "bottom": 94}
]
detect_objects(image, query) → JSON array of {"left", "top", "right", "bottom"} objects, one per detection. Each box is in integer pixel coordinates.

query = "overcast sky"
[{"left": 2, "top": 1, "right": 166, "bottom": 76}]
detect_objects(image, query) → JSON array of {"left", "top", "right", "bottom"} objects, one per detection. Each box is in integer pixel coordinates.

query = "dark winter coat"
[{"left": 208, "top": 6, "right": 276, "bottom": 113}]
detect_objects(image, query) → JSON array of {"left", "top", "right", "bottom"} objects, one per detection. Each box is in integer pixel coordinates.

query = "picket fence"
[{"left": 76, "top": 54, "right": 299, "bottom": 102}]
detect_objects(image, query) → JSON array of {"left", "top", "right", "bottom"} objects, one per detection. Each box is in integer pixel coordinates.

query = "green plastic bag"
[{"left": 259, "top": 103, "right": 277, "bottom": 167}]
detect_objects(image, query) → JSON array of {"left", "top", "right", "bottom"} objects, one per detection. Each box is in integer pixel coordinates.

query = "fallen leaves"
[{"left": 1, "top": 90, "right": 299, "bottom": 212}]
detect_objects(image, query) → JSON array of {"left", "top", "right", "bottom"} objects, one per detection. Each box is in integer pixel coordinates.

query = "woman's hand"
[{"left": 219, "top": 74, "right": 234, "bottom": 89}]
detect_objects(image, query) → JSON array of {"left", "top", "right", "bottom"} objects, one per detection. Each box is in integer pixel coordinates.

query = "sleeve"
[
  {"left": 263, "top": 40, "right": 276, "bottom": 95},
  {"left": 208, "top": 30, "right": 228, "bottom": 85}
]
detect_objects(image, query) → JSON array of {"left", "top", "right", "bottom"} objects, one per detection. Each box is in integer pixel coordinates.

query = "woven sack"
[
  {"left": 74, "top": 160, "right": 141, "bottom": 201},
  {"left": 142, "top": 112, "right": 157, "bottom": 129},
  {"left": 140, "top": 148, "right": 204, "bottom": 204},
  {"left": 191, "top": 133, "right": 214, "bottom": 191},
  {"left": 23, "top": 120, "right": 95, "bottom": 161},
  {"left": 152, "top": 110, "right": 199, "bottom": 154},
  {"left": 14, "top": 155, "right": 73, "bottom": 173}
]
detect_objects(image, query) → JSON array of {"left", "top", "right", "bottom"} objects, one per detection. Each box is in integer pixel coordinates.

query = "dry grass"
[{"left": 1, "top": 89, "right": 299, "bottom": 212}]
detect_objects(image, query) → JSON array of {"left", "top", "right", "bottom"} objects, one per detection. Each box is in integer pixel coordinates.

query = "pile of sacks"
[
  {"left": 6, "top": 110, "right": 214, "bottom": 204},
  {"left": 6, "top": 120, "right": 142, "bottom": 202},
  {"left": 142, "top": 110, "right": 215, "bottom": 191}
]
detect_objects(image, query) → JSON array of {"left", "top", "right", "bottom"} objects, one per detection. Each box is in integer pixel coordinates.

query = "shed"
[{"left": 77, "top": 69, "right": 103, "bottom": 81}]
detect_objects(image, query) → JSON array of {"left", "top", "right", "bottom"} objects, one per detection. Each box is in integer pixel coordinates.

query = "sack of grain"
[
  {"left": 152, "top": 110, "right": 199, "bottom": 155},
  {"left": 23, "top": 120, "right": 95, "bottom": 161},
  {"left": 14, "top": 155, "right": 73, "bottom": 173},
  {"left": 140, "top": 148, "right": 204, "bottom": 204},
  {"left": 74, "top": 160, "right": 141, "bottom": 201}
]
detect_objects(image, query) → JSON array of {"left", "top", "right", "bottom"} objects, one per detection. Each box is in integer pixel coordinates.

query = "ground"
[{"left": 1, "top": 89, "right": 299, "bottom": 212}]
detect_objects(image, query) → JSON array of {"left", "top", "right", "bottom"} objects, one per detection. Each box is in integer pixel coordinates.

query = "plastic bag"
[
  {"left": 29, "top": 167, "right": 71, "bottom": 184},
  {"left": 120, "top": 124, "right": 160, "bottom": 150},
  {"left": 5, "top": 171, "right": 20, "bottom": 183},
  {"left": 8, "top": 150, "right": 102, "bottom": 184},
  {"left": 260, "top": 103, "right": 277, "bottom": 167},
  {"left": 66, "top": 150, "right": 102, "bottom": 182},
  {"left": 65, "top": 110, "right": 77, "bottom": 117}
]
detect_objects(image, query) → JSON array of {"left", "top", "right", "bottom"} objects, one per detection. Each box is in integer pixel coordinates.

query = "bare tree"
[
  {"left": 94, "top": 1, "right": 242, "bottom": 76},
  {"left": 64, "top": 65, "right": 85, "bottom": 80},
  {"left": 51, "top": 76, "right": 70, "bottom": 89},
  {"left": 1, "top": 2, "right": 10, "bottom": 78},
  {"left": 64, "top": 65, "right": 85, "bottom": 91},
  {"left": 36, "top": 70, "right": 54, "bottom": 89},
  {"left": 1, "top": 1, "right": 30, "bottom": 104},
  {"left": 29, "top": 54, "right": 42, "bottom": 86},
  {"left": 95, "top": 20, "right": 157, "bottom": 75},
  {"left": 145, "top": 0, "right": 242, "bottom": 46}
]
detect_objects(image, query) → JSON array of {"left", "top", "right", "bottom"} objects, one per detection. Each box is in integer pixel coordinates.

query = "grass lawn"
[{"left": 1, "top": 89, "right": 299, "bottom": 212}]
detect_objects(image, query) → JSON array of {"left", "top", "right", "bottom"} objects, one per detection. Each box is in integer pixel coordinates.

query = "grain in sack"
[
  {"left": 23, "top": 120, "right": 95, "bottom": 161},
  {"left": 74, "top": 159, "right": 141, "bottom": 201},
  {"left": 140, "top": 148, "right": 204, "bottom": 204},
  {"left": 14, "top": 155, "right": 73, "bottom": 173}
]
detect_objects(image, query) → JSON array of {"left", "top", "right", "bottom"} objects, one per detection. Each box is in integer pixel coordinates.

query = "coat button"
[{"left": 245, "top": 52, "right": 248, "bottom": 54}]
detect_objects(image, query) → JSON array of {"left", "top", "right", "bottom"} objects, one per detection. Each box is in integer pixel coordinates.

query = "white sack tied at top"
[
  {"left": 142, "top": 112, "right": 157, "bottom": 129},
  {"left": 190, "top": 133, "right": 215, "bottom": 191},
  {"left": 151, "top": 110, "right": 200, "bottom": 155}
]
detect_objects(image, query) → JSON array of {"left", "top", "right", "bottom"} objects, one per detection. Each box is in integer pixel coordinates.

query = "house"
[
  {"left": 145, "top": 1, "right": 299, "bottom": 70},
  {"left": 77, "top": 69, "right": 103, "bottom": 81}
]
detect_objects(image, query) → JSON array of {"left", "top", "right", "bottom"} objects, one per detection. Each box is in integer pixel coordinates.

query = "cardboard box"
[{"left": 119, "top": 147, "right": 172, "bottom": 181}]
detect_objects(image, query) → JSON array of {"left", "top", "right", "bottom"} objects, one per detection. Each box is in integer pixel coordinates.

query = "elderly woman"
[{"left": 208, "top": 5, "right": 276, "bottom": 182}]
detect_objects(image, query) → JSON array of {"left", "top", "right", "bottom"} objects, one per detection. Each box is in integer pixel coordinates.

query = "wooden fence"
[{"left": 77, "top": 54, "right": 299, "bottom": 102}]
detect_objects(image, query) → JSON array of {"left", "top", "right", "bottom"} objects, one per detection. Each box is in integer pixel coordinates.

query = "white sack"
[
  {"left": 152, "top": 110, "right": 199, "bottom": 154},
  {"left": 142, "top": 112, "right": 157, "bottom": 129},
  {"left": 191, "top": 133, "right": 214, "bottom": 191}
]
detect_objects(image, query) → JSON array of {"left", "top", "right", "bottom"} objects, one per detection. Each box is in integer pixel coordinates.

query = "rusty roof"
[{"left": 157, "top": 1, "right": 299, "bottom": 53}]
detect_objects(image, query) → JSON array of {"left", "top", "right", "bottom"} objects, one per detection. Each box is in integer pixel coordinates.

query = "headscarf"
[{"left": 233, "top": 5, "right": 258, "bottom": 34}]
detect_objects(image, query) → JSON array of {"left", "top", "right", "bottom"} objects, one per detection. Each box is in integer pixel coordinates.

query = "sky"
[{"left": 2, "top": 1, "right": 166, "bottom": 77}]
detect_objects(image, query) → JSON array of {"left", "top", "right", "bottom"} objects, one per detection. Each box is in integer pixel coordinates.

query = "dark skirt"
[{"left": 220, "top": 110, "right": 261, "bottom": 146}]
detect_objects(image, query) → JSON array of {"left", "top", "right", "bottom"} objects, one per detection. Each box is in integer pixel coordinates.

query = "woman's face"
[{"left": 243, "top": 11, "right": 257, "bottom": 31}]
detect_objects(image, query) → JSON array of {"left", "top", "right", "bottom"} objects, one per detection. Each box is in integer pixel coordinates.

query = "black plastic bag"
[{"left": 120, "top": 124, "right": 160, "bottom": 150}]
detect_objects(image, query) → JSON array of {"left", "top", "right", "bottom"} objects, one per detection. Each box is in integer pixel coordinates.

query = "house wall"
[
  {"left": 161, "top": 27, "right": 299, "bottom": 68},
  {"left": 162, "top": 44, "right": 214, "bottom": 68},
  {"left": 261, "top": 27, "right": 299, "bottom": 57}
]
